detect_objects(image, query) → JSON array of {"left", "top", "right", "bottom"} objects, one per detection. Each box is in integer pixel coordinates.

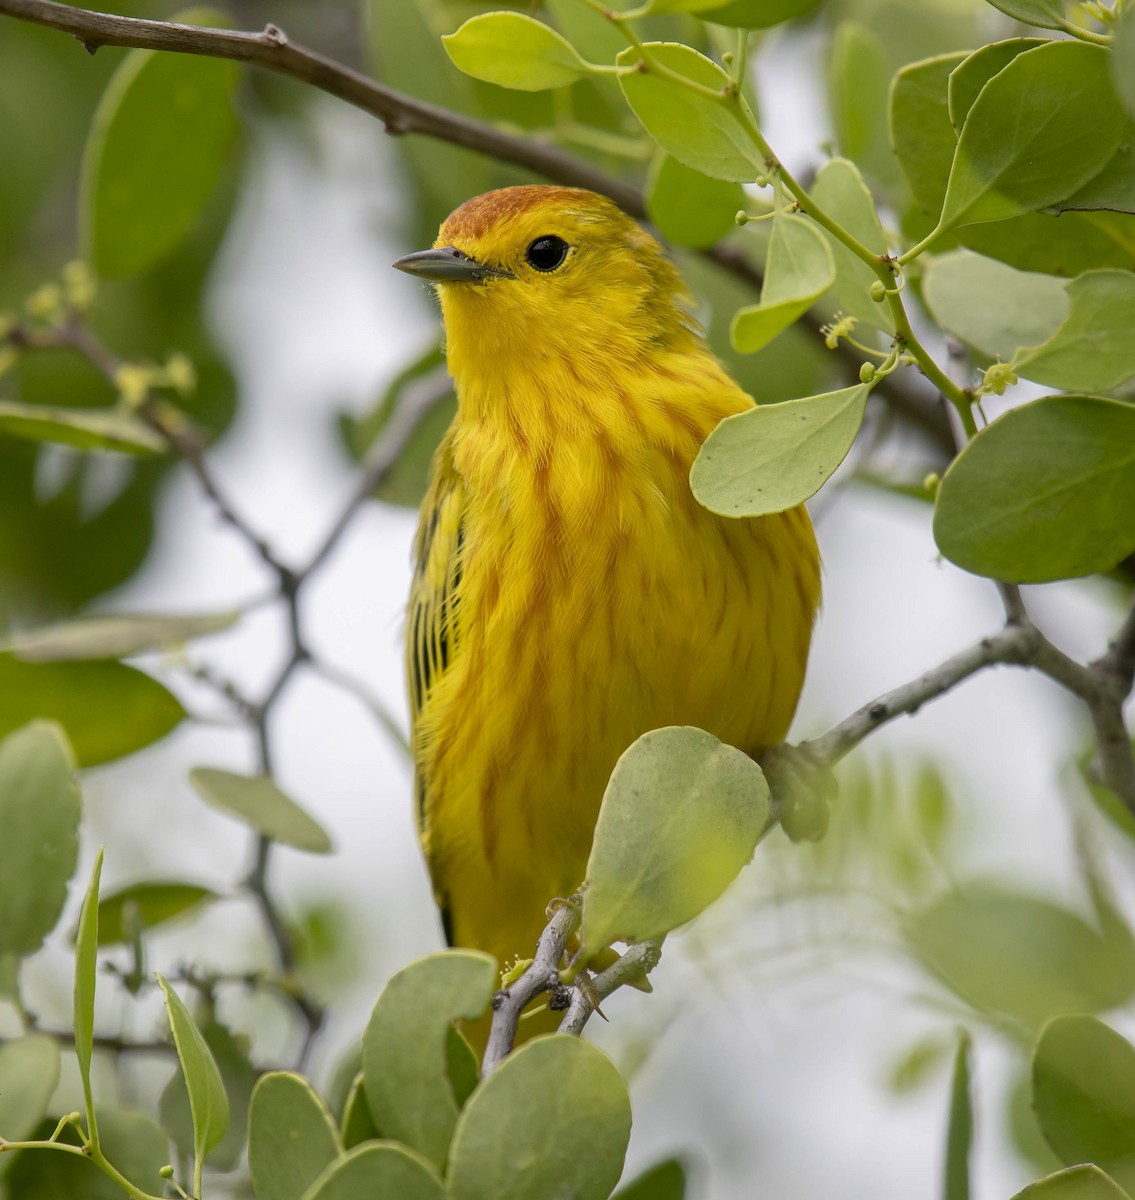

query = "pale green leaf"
[
  {"left": 248, "top": 1072, "right": 342, "bottom": 1200},
  {"left": 1012, "top": 1165, "right": 1132, "bottom": 1200},
  {"left": 1057, "top": 126, "right": 1135, "bottom": 217},
  {"left": 730, "top": 212, "right": 835, "bottom": 352},
  {"left": 2, "top": 610, "right": 239, "bottom": 662},
  {"left": 646, "top": 152, "right": 743, "bottom": 249},
  {"left": 702, "top": 0, "right": 823, "bottom": 28},
  {"left": 1014, "top": 270, "right": 1135, "bottom": 392},
  {"left": 340, "top": 1073, "right": 382, "bottom": 1149},
  {"left": 581, "top": 726, "right": 768, "bottom": 951},
  {"left": 448, "top": 1036, "right": 631, "bottom": 1200},
  {"left": 0, "top": 402, "right": 167, "bottom": 454},
  {"left": 96, "top": 881, "right": 220, "bottom": 946},
  {"left": 189, "top": 768, "right": 332, "bottom": 854},
  {"left": 889, "top": 52, "right": 969, "bottom": 214},
  {"left": 932, "top": 395, "right": 1135, "bottom": 582},
  {"left": 81, "top": 8, "right": 240, "bottom": 278},
  {"left": 302, "top": 1143, "right": 447, "bottom": 1200},
  {"left": 443, "top": 13, "right": 589, "bottom": 91},
  {"left": 0, "top": 722, "right": 80, "bottom": 959},
  {"left": 617, "top": 42, "right": 761, "bottom": 182},
  {"left": 1033, "top": 1016, "right": 1135, "bottom": 1194},
  {"left": 691, "top": 384, "right": 869, "bottom": 517},
  {"left": 362, "top": 950, "right": 497, "bottom": 1171},
  {"left": 0, "top": 1035, "right": 60, "bottom": 1179},
  {"left": 984, "top": 0, "right": 1064, "bottom": 28}
]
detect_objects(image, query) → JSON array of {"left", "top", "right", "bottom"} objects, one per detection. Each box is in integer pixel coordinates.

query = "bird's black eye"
[{"left": 525, "top": 235, "right": 570, "bottom": 272}]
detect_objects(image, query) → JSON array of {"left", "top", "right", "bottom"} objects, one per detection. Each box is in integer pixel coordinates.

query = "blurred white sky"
[{"left": 22, "top": 66, "right": 1129, "bottom": 1199}]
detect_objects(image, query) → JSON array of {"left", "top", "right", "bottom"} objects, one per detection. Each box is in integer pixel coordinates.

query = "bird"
[{"left": 395, "top": 185, "right": 820, "bottom": 1032}]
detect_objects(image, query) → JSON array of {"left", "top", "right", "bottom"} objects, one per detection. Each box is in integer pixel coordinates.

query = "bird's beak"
[{"left": 393, "top": 246, "right": 514, "bottom": 282}]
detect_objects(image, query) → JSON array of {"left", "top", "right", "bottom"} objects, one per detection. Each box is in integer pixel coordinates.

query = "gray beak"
[{"left": 393, "top": 246, "right": 514, "bottom": 282}]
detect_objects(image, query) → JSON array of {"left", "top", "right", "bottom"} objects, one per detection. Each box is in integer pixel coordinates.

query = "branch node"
[
  {"left": 261, "top": 22, "right": 287, "bottom": 46},
  {"left": 79, "top": 37, "right": 99, "bottom": 55}
]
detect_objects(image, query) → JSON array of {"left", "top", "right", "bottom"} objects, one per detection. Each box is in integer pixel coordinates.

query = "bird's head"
[{"left": 394, "top": 186, "right": 699, "bottom": 374}]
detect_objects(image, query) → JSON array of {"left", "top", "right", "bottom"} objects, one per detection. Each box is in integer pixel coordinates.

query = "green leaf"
[
  {"left": 730, "top": 213, "right": 836, "bottom": 352},
  {"left": 616, "top": 42, "right": 761, "bottom": 182},
  {"left": 947, "top": 39, "right": 1046, "bottom": 133},
  {"left": 0, "top": 722, "right": 80, "bottom": 958},
  {"left": 984, "top": 0, "right": 1065, "bottom": 28},
  {"left": 920, "top": 249, "right": 1068, "bottom": 361},
  {"left": 1012, "top": 1165, "right": 1132, "bottom": 1200},
  {"left": 96, "top": 881, "right": 220, "bottom": 946},
  {"left": 74, "top": 848, "right": 103, "bottom": 1140},
  {"left": 691, "top": 384, "right": 869, "bottom": 518},
  {"left": 1057, "top": 125, "right": 1135, "bottom": 216},
  {"left": 889, "top": 52, "right": 970, "bottom": 214},
  {"left": 1033, "top": 1016, "right": 1135, "bottom": 1194},
  {"left": 188, "top": 768, "right": 333, "bottom": 854},
  {"left": 960, "top": 210, "right": 1135, "bottom": 276},
  {"left": 646, "top": 152, "right": 743, "bottom": 249},
  {"left": 156, "top": 973, "right": 229, "bottom": 1164},
  {"left": 0, "top": 655, "right": 185, "bottom": 768},
  {"left": 932, "top": 395, "right": 1135, "bottom": 582},
  {"left": 81, "top": 9, "right": 240, "bottom": 278},
  {"left": 809, "top": 157, "right": 890, "bottom": 336},
  {"left": 581, "top": 726, "right": 768, "bottom": 952},
  {"left": 829, "top": 22, "right": 894, "bottom": 187},
  {"left": 442, "top": 13, "right": 589, "bottom": 91},
  {"left": 301, "top": 1143, "right": 447, "bottom": 1200},
  {"left": 1, "top": 610, "right": 240, "bottom": 662},
  {"left": 448, "top": 1036, "right": 631, "bottom": 1200},
  {"left": 362, "top": 950, "right": 497, "bottom": 1171},
  {"left": 248, "top": 1072, "right": 342, "bottom": 1200},
  {"left": 0, "top": 402, "right": 167, "bottom": 454},
  {"left": 612, "top": 1157, "right": 688, "bottom": 1200},
  {"left": 936, "top": 42, "right": 1127, "bottom": 235},
  {"left": 341, "top": 1072, "right": 382, "bottom": 1149},
  {"left": 702, "top": 0, "right": 823, "bottom": 28},
  {"left": 945, "top": 1031, "right": 973, "bottom": 1200},
  {"left": 1115, "top": 9, "right": 1135, "bottom": 120},
  {"left": 906, "top": 882, "right": 1135, "bottom": 1028},
  {"left": 1014, "top": 270, "right": 1135, "bottom": 392},
  {"left": 0, "top": 1035, "right": 60, "bottom": 1179}
]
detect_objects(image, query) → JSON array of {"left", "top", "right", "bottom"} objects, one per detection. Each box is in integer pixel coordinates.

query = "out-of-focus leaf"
[
  {"left": 702, "top": 0, "right": 823, "bottom": 28},
  {"left": 984, "top": 0, "right": 1064, "bottom": 27},
  {"left": 1011, "top": 1166, "right": 1132, "bottom": 1200},
  {"left": 74, "top": 848, "right": 103, "bottom": 1135},
  {"left": 944, "top": 1031, "right": 973, "bottom": 1200},
  {"left": 2, "top": 609, "right": 239, "bottom": 661},
  {"left": 0, "top": 721, "right": 80, "bottom": 959},
  {"left": 646, "top": 152, "right": 743, "bottom": 249},
  {"left": 612, "top": 1157, "right": 689, "bottom": 1199},
  {"left": 442, "top": 13, "right": 590, "bottom": 91},
  {"left": 0, "top": 402, "right": 167, "bottom": 453},
  {"left": 248, "top": 1072, "right": 342, "bottom": 1200},
  {"left": 95, "top": 881, "right": 220, "bottom": 946},
  {"left": 830, "top": 22, "right": 895, "bottom": 188},
  {"left": 0, "top": 1035, "right": 60, "bottom": 1180},
  {"left": 0, "top": 655, "right": 184, "bottom": 767},
  {"left": 1115, "top": 9, "right": 1135, "bottom": 119},
  {"left": 189, "top": 768, "right": 332, "bottom": 854}
]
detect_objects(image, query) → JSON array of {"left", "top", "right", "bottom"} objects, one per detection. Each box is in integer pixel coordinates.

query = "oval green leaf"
[
  {"left": 730, "top": 212, "right": 835, "bottom": 353},
  {"left": 248, "top": 1072, "right": 342, "bottom": 1200},
  {"left": 81, "top": 10, "right": 240, "bottom": 278},
  {"left": 156, "top": 973, "right": 230, "bottom": 1162},
  {"left": 96, "top": 881, "right": 220, "bottom": 946},
  {"left": 1033, "top": 1016, "right": 1135, "bottom": 1194},
  {"left": 646, "top": 152, "right": 743, "bottom": 249},
  {"left": 448, "top": 1036, "right": 631, "bottom": 1200},
  {"left": 362, "top": 950, "right": 497, "bottom": 1171},
  {"left": 1012, "top": 1165, "right": 1132, "bottom": 1200},
  {"left": 617, "top": 42, "right": 761, "bottom": 182},
  {"left": 74, "top": 848, "right": 103, "bottom": 1117},
  {"left": 0, "top": 721, "right": 80, "bottom": 959},
  {"left": 0, "top": 1035, "right": 60, "bottom": 1175},
  {"left": 0, "top": 654, "right": 185, "bottom": 768},
  {"left": 985, "top": 0, "right": 1064, "bottom": 27},
  {"left": 692, "top": 384, "right": 869, "bottom": 518},
  {"left": 302, "top": 1143, "right": 446, "bottom": 1200},
  {"left": 933, "top": 395, "right": 1135, "bottom": 582},
  {"left": 937, "top": 41, "right": 1127, "bottom": 234},
  {"left": 889, "top": 52, "right": 970, "bottom": 215},
  {"left": 1014, "top": 270, "right": 1135, "bottom": 392},
  {"left": 0, "top": 402, "right": 168, "bottom": 454},
  {"left": 581, "top": 726, "right": 768, "bottom": 952},
  {"left": 2, "top": 609, "right": 240, "bottom": 662},
  {"left": 443, "top": 13, "right": 589, "bottom": 92},
  {"left": 947, "top": 39, "right": 1046, "bottom": 134},
  {"left": 189, "top": 768, "right": 332, "bottom": 853}
]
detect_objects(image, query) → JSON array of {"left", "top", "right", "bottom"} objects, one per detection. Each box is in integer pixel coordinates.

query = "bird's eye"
[{"left": 525, "top": 235, "right": 570, "bottom": 272}]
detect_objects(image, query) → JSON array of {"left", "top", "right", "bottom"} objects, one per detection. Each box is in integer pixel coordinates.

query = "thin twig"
[{"left": 557, "top": 940, "right": 663, "bottom": 1036}]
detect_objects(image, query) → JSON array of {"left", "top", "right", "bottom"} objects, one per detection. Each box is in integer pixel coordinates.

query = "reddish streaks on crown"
[{"left": 438, "top": 185, "right": 617, "bottom": 244}]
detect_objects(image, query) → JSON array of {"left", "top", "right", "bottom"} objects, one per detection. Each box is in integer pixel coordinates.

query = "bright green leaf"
[
  {"left": 617, "top": 42, "right": 761, "bottom": 182},
  {"left": 889, "top": 52, "right": 969, "bottom": 214},
  {"left": 96, "top": 881, "right": 220, "bottom": 946},
  {"left": 646, "top": 152, "right": 743, "bottom": 249},
  {"left": 960, "top": 209, "right": 1135, "bottom": 276},
  {"left": 921, "top": 249, "right": 1068, "bottom": 360},
  {"left": 984, "top": 0, "right": 1064, "bottom": 28},
  {"left": 612, "top": 1157, "right": 688, "bottom": 1200},
  {"left": 81, "top": 9, "right": 240, "bottom": 278},
  {"left": 907, "top": 882, "right": 1135, "bottom": 1027},
  {"left": 945, "top": 1031, "right": 973, "bottom": 1200},
  {"left": 581, "top": 726, "right": 768, "bottom": 951},
  {"left": 443, "top": 13, "right": 589, "bottom": 91},
  {"left": 189, "top": 768, "right": 332, "bottom": 854},
  {"left": 947, "top": 39, "right": 1046, "bottom": 133},
  {"left": 248, "top": 1072, "right": 342, "bottom": 1200},
  {"left": 156, "top": 973, "right": 229, "bottom": 1164},
  {"left": 936, "top": 42, "right": 1127, "bottom": 235},
  {"left": 0, "top": 402, "right": 167, "bottom": 454},
  {"left": 74, "top": 848, "right": 103, "bottom": 1137},
  {"left": 1033, "top": 1016, "right": 1135, "bottom": 1194},
  {"left": 730, "top": 213, "right": 835, "bottom": 352},
  {"left": 702, "top": 0, "right": 823, "bottom": 28},
  {"left": 1014, "top": 270, "right": 1135, "bottom": 392},
  {"left": 1012, "top": 1165, "right": 1132, "bottom": 1200},
  {"left": 691, "top": 384, "right": 869, "bottom": 517},
  {"left": 2, "top": 609, "right": 239, "bottom": 662},
  {"left": 448, "top": 1036, "right": 631, "bottom": 1200},
  {"left": 0, "top": 721, "right": 80, "bottom": 959},
  {"left": 0, "top": 1035, "right": 60, "bottom": 1179},
  {"left": 0, "top": 655, "right": 185, "bottom": 768},
  {"left": 302, "top": 1143, "right": 447, "bottom": 1200},
  {"left": 933, "top": 395, "right": 1135, "bottom": 582},
  {"left": 362, "top": 950, "right": 497, "bottom": 1171}
]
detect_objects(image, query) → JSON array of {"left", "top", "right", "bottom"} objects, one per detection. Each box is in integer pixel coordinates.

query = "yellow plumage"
[{"left": 399, "top": 185, "right": 820, "bottom": 996}]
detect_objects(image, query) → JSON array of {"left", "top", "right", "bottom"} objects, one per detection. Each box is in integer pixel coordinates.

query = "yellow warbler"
[{"left": 396, "top": 185, "right": 820, "bottom": 1011}]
